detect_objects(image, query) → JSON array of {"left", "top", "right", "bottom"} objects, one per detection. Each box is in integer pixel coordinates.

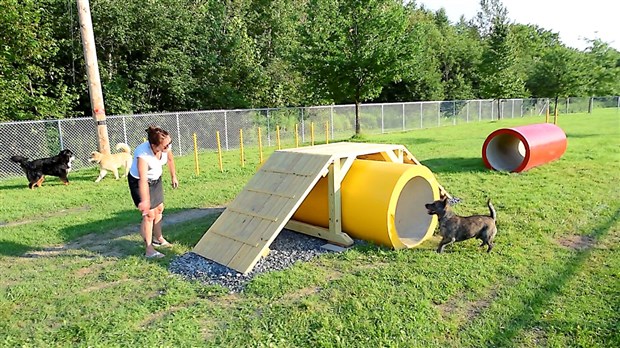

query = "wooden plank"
[{"left": 285, "top": 220, "right": 353, "bottom": 246}]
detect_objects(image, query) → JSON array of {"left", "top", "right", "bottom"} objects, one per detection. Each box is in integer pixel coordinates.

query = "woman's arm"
[
  {"left": 167, "top": 150, "right": 179, "bottom": 189},
  {"left": 137, "top": 157, "right": 150, "bottom": 214}
]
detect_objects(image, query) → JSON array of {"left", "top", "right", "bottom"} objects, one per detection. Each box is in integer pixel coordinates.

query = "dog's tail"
[
  {"left": 10, "top": 155, "right": 30, "bottom": 168},
  {"left": 487, "top": 199, "right": 496, "bottom": 221},
  {"left": 115, "top": 143, "right": 131, "bottom": 153}
]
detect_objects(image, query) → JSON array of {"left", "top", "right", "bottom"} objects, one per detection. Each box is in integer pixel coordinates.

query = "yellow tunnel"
[{"left": 292, "top": 159, "right": 440, "bottom": 249}]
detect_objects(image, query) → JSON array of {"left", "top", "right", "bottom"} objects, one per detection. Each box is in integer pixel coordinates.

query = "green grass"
[{"left": 0, "top": 110, "right": 618, "bottom": 347}]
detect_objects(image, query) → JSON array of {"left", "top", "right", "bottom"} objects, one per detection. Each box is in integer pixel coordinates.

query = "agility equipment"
[
  {"left": 482, "top": 123, "right": 567, "bottom": 172},
  {"left": 193, "top": 142, "right": 446, "bottom": 274}
]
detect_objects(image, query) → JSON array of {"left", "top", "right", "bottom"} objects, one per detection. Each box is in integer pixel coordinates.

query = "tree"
[
  {"left": 476, "top": 0, "right": 526, "bottom": 117},
  {"left": 0, "top": 0, "right": 77, "bottom": 121},
  {"left": 297, "top": 0, "right": 418, "bottom": 134},
  {"left": 584, "top": 39, "right": 620, "bottom": 97},
  {"left": 527, "top": 45, "right": 589, "bottom": 115}
]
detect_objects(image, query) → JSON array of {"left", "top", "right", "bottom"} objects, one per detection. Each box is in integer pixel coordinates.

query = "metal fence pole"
[
  {"left": 122, "top": 116, "right": 127, "bottom": 144},
  {"left": 466, "top": 102, "right": 469, "bottom": 123},
  {"left": 300, "top": 108, "right": 305, "bottom": 143},
  {"left": 266, "top": 109, "right": 271, "bottom": 147},
  {"left": 479, "top": 100, "right": 482, "bottom": 121},
  {"left": 224, "top": 111, "right": 229, "bottom": 150},
  {"left": 58, "top": 120, "right": 64, "bottom": 150},
  {"left": 420, "top": 103, "right": 423, "bottom": 129},
  {"left": 381, "top": 104, "right": 385, "bottom": 133},
  {"left": 402, "top": 103, "right": 405, "bottom": 131},
  {"left": 175, "top": 112, "right": 182, "bottom": 156},
  {"left": 330, "top": 105, "right": 334, "bottom": 140},
  {"left": 437, "top": 102, "right": 440, "bottom": 127}
]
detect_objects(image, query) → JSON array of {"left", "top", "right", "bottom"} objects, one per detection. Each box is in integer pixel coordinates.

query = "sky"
[{"left": 416, "top": 0, "right": 619, "bottom": 51}]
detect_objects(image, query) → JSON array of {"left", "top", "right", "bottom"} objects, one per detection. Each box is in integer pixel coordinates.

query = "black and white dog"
[{"left": 10, "top": 149, "right": 76, "bottom": 189}]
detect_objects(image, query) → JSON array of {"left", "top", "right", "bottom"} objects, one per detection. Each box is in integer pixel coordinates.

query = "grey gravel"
[{"left": 169, "top": 230, "right": 347, "bottom": 293}]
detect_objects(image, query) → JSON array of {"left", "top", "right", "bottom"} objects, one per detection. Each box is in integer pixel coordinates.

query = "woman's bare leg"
[{"left": 141, "top": 209, "right": 157, "bottom": 256}]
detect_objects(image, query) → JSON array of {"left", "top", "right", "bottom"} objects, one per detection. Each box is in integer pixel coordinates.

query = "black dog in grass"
[
  {"left": 425, "top": 196, "right": 497, "bottom": 253},
  {"left": 10, "top": 149, "right": 75, "bottom": 189}
]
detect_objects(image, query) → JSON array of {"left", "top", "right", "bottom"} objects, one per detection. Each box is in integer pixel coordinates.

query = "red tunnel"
[{"left": 482, "top": 123, "right": 567, "bottom": 172}]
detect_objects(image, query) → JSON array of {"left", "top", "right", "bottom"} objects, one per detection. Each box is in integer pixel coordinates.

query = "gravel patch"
[{"left": 169, "top": 230, "right": 349, "bottom": 293}]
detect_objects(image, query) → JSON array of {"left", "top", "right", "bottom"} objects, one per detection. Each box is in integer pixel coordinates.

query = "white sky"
[{"left": 416, "top": 0, "right": 619, "bottom": 51}]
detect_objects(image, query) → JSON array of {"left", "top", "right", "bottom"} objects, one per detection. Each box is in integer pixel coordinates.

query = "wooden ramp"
[
  {"left": 193, "top": 142, "right": 450, "bottom": 274},
  {"left": 193, "top": 150, "right": 333, "bottom": 274}
]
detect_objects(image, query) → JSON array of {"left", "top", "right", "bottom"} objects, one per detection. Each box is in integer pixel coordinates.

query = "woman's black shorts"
[{"left": 128, "top": 174, "right": 164, "bottom": 208}]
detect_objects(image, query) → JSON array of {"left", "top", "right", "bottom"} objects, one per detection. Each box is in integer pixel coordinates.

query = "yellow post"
[
  {"left": 258, "top": 127, "right": 263, "bottom": 163},
  {"left": 545, "top": 105, "right": 550, "bottom": 123},
  {"left": 276, "top": 125, "right": 281, "bottom": 150},
  {"left": 295, "top": 124, "right": 299, "bottom": 148},
  {"left": 325, "top": 121, "right": 329, "bottom": 144},
  {"left": 310, "top": 122, "right": 315, "bottom": 146},
  {"left": 239, "top": 129, "right": 245, "bottom": 167},
  {"left": 192, "top": 133, "right": 200, "bottom": 176},
  {"left": 554, "top": 108, "right": 559, "bottom": 125},
  {"left": 216, "top": 131, "right": 223, "bottom": 172}
]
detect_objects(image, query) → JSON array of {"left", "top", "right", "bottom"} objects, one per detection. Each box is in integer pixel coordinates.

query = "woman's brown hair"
[{"left": 146, "top": 126, "right": 169, "bottom": 146}]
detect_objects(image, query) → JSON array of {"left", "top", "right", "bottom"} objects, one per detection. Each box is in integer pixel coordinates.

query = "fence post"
[
  {"left": 175, "top": 112, "right": 182, "bottom": 156},
  {"left": 402, "top": 103, "right": 405, "bottom": 131},
  {"left": 224, "top": 111, "right": 229, "bottom": 150},
  {"left": 466, "top": 101, "right": 469, "bottom": 123},
  {"left": 566, "top": 97, "right": 569, "bottom": 114},
  {"left": 512, "top": 99, "right": 515, "bottom": 118},
  {"left": 381, "top": 104, "right": 385, "bottom": 133},
  {"left": 58, "top": 120, "right": 64, "bottom": 150},
  {"left": 437, "top": 102, "right": 440, "bottom": 127},
  {"left": 420, "top": 103, "right": 423, "bottom": 129},
  {"left": 122, "top": 116, "right": 127, "bottom": 145},
  {"left": 479, "top": 100, "right": 482, "bottom": 121},
  {"left": 330, "top": 105, "right": 334, "bottom": 140},
  {"left": 300, "top": 108, "right": 305, "bottom": 143},
  {"left": 266, "top": 109, "right": 271, "bottom": 147},
  {"left": 453, "top": 101, "right": 456, "bottom": 125}
]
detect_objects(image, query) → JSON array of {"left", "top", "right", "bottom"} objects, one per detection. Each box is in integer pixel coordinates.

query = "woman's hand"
[
  {"left": 171, "top": 175, "right": 179, "bottom": 189},
  {"left": 138, "top": 200, "right": 150, "bottom": 216}
]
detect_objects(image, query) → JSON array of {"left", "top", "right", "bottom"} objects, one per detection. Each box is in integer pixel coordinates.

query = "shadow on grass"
[
  {"left": 421, "top": 157, "right": 488, "bottom": 174},
  {"left": 483, "top": 206, "right": 620, "bottom": 346},
  {"left": 4, "top": 207, "right": 222, "bottom": 260}
]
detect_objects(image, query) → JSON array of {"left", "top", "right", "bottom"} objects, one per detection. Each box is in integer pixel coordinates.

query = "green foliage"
[
  {"left": 527, "top": 45, "right": 590, "bottom": 113},
  {"left": 297, "top": 0, "right": 419, "bottom": 134},
  {"left": 0, "top": 0, "right": 617, "bottom": 122},
  {"left": 584, "top": 40, "right": 620, "bottom": 96},
  {"left": 0, "top": 0, "right": 77, "bottom": 121},
  {"left": 478, "top": 2, "right": 526, "bottom": 100}
]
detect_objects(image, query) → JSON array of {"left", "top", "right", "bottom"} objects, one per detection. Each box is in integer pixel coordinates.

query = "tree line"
[{"left": 1, "top": 0, "right": 619, "bottom": 123}]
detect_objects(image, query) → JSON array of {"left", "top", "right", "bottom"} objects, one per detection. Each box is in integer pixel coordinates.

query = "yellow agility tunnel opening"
[{"left": 292, "top": 159, "right": 439, "bottom": 249}]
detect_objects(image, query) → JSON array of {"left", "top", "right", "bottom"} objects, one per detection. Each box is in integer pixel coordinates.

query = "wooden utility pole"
[{"left": 77, "top": 0, "right": 110, "bottom": 154}]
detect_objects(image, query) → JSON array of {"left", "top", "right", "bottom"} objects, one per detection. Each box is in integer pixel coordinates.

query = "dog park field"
[{"left": 0, "top": 110, "right": 618, "bottom": 346}]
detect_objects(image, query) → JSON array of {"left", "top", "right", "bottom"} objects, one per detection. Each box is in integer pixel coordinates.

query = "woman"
[{"left": 128, "top": 126, "right": 179, "bottom": 258}]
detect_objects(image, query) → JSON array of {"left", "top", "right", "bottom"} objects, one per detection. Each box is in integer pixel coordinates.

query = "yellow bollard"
[
  {"left": 554, "top": 108, "right": 559, "bottom": 125},
  {"left": 295, "top": 124, "right": 299, "bottom": 148},
  {"left": 545, "top": 106, "right": 550, "bottom": 123},
  {"left": 276, "top": 125, "right": 281, "bottom": 150},
  {"left": 193, "top": 133, "right": 200, "bottom": 176},
  {"left": 310, "top": 122, "right": 315, "bottom": 146},
  {"left": 258, "top": 127, "right": 263, "bottom": 163},
  {"left": 239, "top": 129, "right": 245, "bottom": 167},
  {"left": 325, "top": 121, "right": 329, "bottom": 144},
  {"left": 216, "top": 131, "right": 223, "bottom": 173}
]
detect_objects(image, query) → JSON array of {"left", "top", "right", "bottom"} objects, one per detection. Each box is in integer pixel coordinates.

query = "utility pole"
[{"left": 77, "top": 0, "right": 110, "bottom": 154}]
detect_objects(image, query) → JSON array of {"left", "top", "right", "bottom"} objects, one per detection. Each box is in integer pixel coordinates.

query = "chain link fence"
[{"left": 1, "top": 96, "right": 617, "bottom": 180}]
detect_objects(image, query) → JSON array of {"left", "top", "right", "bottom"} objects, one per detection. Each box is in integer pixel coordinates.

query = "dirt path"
[{"left": 22, "top": 207, "right": 225, "bottom": 258}]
